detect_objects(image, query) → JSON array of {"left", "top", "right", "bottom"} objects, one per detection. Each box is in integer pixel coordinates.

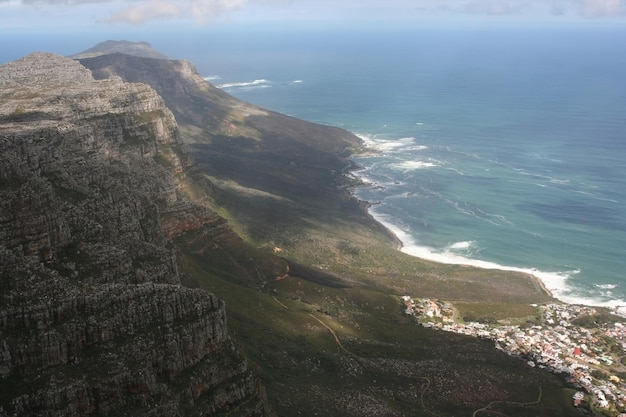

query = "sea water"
[{"left": 188, "top": 27, "right": 626, "bottom": 308}]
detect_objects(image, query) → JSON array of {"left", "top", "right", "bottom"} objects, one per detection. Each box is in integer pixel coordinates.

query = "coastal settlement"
[{"left": 403, "top": 296, "right": 626, "bottom": 415}]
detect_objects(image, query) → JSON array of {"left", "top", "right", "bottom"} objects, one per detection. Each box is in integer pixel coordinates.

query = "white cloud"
[
  {"left": 581, "top": 0, "right": 626, "bottom": 17},
  {"left": 463, "top": 0, "right": 524, "bottom": 15},
  {"left": 104, "top": 0, "right": 279, "bottom": 25},
  {"left": 20, "top": 0, "right": 117, "bottom": 4}
]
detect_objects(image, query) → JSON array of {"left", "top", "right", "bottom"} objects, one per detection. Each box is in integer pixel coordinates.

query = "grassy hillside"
[{"left": 176, "top": 232, "right": 580, "bottom": 416}]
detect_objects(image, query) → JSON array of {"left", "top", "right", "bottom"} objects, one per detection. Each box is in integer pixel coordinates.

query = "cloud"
[
  {"left": 20, "top": 0, "right": 117, "bottom": 4},
  {"left": 6, "top": 0, "right": 272, "bottom": 25},
  {"left": 448, "top": 0, "right": 626, "bottom": 18},
  {"left": 5, "top": 0, "right": 626, "bottom": 25},
  {"left": 104, "top": 0, "right": 258, "bottom": 24},
  {"left": 581, "top": 0, "right": 626, "bottom": 17},
  {"left": 462, "top": 0, "right": 524, "bottom": 15},
  {"left": 318, "top": 0, "right": 626, "bottom": 19}
]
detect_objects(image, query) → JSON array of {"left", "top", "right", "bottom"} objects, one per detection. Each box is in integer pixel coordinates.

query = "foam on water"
[
  {"left": 448, "top": 241, "right": 475, "bottom": 250},
  {"left": 391, "top": 160, "right": 438, "bottom": 171},
  {"left": 217, "top": 79, "right": 270, "bottom": 89},
  {"left": 596, "top": 284, "right": 618, "bottom": 290},
  {"left": 368, "top": 208, "right": 626, "bottom": 307},
  {"left": 351, "top": 132, "right": 626, "bottom": 308},
  {"left": 358, "top": 135, "right": 418, "bottom": 152}
]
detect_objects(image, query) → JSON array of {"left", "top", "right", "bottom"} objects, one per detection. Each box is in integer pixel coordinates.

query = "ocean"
[
  {"left": 186, "top": 27, "right": 626, "bottom": 308},
  {"left": 3, "top": 26, "right": 625, "bottom": 308}
]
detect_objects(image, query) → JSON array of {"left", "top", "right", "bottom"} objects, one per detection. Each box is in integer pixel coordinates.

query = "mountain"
[
  {"left": 0, "top": 53, "right": 267, "bottom": 417},
  {"left": 0, "top": 43, "right": 584, "bottom": 416},
  {"left": 70, "top": 40, "right": 170, "bottom": 60},
  {"left": 77, "top": 52, "right": 366, "bottom": 201}
]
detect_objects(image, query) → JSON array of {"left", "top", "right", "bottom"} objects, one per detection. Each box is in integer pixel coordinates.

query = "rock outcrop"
[{"left": 0, "top": 53, "right": 265, "bottom": 416}]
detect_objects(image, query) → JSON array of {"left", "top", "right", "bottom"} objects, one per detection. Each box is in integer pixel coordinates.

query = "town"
[{"left": 402, "top": 296, "right": 626, "bottom": 415}]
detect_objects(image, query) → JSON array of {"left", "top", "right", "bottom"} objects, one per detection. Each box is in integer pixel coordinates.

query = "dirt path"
[
  {"left": 274, "top": 296, "right": 541, "bottom": 417},
  {"left": 308, "top": 314, "right": 351, "bottom": 355},
  {"left": 472, "top": 386, "right": 543, "bottom": 417},
  {"left": 309, "top": 313, "right": 439, "bottom": 417},
  {"left": 273, "top": 297, "right": 289, "bottom": 310}
]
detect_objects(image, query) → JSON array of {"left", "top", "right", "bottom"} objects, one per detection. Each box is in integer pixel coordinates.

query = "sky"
[
  {"left": 1, "top": 0, "right": 625, "bottom": 62},
  {"left": 1, "top": 0, "right": 626, "bottom": 31}
]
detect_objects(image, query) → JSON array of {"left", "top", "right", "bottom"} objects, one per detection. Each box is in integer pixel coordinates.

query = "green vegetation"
[
  {"left": 178, "top": 241, "right": 583, "bottom": 416},
  {"left": 454, "top": 301, "right": 542, "bottom": 324},
  {"left": 572, "top": 310, "right": 623, "bottom": 328},
  {"left": 9, "top": 106, "right": 26, "bottom": 118},
  {"left": 135, "top": 109, "right": 166, "bottom": 124},
  {"left": 174, "top": 184, "right": 577, "bottom": 415}
]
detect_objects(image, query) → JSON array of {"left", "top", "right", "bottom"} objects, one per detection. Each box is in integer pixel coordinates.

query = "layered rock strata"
[{"left": 0, "top": 53, "right": 265, "bottom": 416}]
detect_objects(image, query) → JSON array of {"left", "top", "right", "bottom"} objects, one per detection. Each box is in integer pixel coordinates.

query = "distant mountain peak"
[{"left": 70, "top": 40, "right": 169, "bottom": 60}]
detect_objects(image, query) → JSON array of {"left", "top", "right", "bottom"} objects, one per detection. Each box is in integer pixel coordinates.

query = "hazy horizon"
[{"left": 2, "top": 0, "right": 625, "bottom": 33}]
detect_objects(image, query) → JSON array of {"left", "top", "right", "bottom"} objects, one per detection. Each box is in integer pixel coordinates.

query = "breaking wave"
[
  {"left": 217, "top": 79, "right": 270, "bottom": 89},
  {"left": 368, "top": 208, "right": 626, "bottom": 308}
]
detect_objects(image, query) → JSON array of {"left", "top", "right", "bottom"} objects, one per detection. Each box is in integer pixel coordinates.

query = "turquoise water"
[{"left": 194, "top": 28, "right": 626, "bottom": 307}]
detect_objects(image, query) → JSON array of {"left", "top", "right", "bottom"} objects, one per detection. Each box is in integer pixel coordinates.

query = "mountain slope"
[
  {"left": 0, "top": 53, "right": 267, "bottom": 417},
  {"left": 72, "top": 43, "right": 586, "bottom": 417},
  {"left": 77, "top": 51, "right": 397, "bottom": 258}
]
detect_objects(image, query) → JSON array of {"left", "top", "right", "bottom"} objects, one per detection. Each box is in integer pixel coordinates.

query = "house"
[{"left": 573, "top": 391, "right": 584, "bottom": 407}]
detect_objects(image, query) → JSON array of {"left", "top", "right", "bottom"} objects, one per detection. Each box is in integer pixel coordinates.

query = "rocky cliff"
[{"left": 0, "top": 53, "right": 266, "bottom": 416}]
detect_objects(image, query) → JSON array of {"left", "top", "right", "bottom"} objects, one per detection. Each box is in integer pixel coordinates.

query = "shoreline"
[
  {"left": 368, "top": 205, "right": 558, "bottom": 300},
  {"left": 357, "top": 199, "right": 404, "bottom": 251},
  {"left": 530, "top": 273, "right": 555, "bottom": 298},
  {"left": 364, "top": 201, "right": 626, "bottom": 308},
  {"left": 349, "top": 173, "right": 557, "bottom": 302},
  {"left": 345, "top": 145, "right": 624, "bottom": 312},
  {"left": 356, "top": 195, "right": 626, "bottom": 314}
]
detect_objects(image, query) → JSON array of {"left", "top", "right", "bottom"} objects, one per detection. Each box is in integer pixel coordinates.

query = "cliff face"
[{"left": 0, "top": 53, "right": 265, "bottom": 416}]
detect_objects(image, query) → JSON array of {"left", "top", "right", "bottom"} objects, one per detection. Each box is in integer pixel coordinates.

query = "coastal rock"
[{"left": 0, "top": 53, "right": 265, "bottom": 416}]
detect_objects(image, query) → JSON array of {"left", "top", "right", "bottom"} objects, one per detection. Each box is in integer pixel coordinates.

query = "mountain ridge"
[
  {"left": 0, "top": 52, "right": 267, "bottom": 417},
  {"left": 70, "top": 40, "right": 170, "bottom": 60}
]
